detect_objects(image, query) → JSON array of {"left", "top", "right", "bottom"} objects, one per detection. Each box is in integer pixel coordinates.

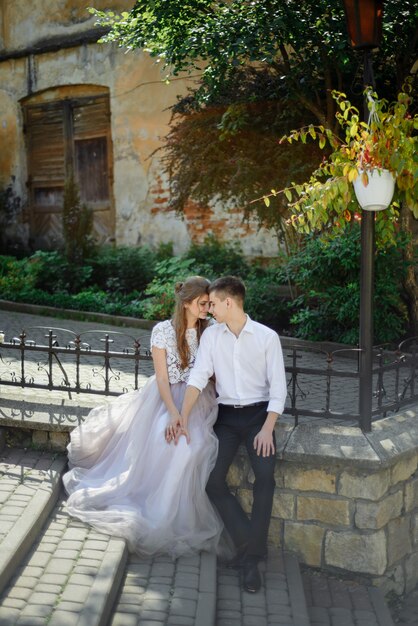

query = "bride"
[{"left": 63, "top": 276, "right": 225, "bottom": 557}]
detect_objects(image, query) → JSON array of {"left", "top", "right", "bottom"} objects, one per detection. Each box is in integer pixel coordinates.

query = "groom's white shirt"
[{"left": 187, "top": 316, "right": 287, "bottom": 415}]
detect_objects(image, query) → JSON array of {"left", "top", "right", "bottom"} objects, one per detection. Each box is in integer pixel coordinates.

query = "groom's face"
[{"left": 208, "top": 291, "right": 228, "bottom": 323}]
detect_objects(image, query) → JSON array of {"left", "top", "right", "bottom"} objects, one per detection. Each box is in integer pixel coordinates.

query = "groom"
[{"left": 180, "top": 276, "right": 287, "bottom": 593}]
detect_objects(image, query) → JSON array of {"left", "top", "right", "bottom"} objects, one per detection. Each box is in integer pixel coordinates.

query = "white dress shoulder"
[{"left": 63, "top": 319, "right": 224, "bottom": 558}]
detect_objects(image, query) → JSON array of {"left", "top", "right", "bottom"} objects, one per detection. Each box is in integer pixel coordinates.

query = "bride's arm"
[{"left": 152, "top": 346, "right": 181, "bottom": 440}]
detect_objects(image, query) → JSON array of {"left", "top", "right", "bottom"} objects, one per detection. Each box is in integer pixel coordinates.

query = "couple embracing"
[{"left": 64, "top": 276, "right": 287, "bottom": 594}]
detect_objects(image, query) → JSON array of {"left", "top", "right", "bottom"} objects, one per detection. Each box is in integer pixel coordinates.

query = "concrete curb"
[
  {"left": 284, "top": 551, "right": 311, "bottom": 626},
  {"left": 195, "top": 551, "right": 217, "bottom": 626},
  {"left": 78, "top": 538, "right": 128, "bottom": 626},
  {"left": 0, "top": 454, "right": 67, "bottom": 596},
  {"left": 368, "top": 587, "right": 396, "bottom": 626}
]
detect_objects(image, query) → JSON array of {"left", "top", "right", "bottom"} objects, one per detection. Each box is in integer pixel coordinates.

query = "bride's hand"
[{"left": 165, "top": 413, "right": 181, "bottom": 443}]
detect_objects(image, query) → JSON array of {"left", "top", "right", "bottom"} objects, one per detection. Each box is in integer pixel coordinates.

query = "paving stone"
[
  {"left": 139, "top": 611, "right": 168, "bottom": 621},
  {"left": 16, "top": 617, "right": 46, "bottom": 626},
  {"left": 18, "top": 603, "right": 52, "bottom": 617},
  {"left": 111, "top": 612, "right": 138, "bottom": 626},
  {"left": 0, "top": 607, "right": 20, "bottom": 625},
  {"left": 165, "top": 617, "right": 195, "bottom": 625},
  {"left": 118, "top": 593, "right": 143, "bottom": 605},
  {"left": 45, "top": 558, "right": 74, "bottom": 575},
  {"left": 48, "top": 611, "right": 80, "bottom": 626},
  {"left": 53, "top": 549, "right": 80, "bottom": 559},
  {"left": 116, "top": 603, "right": 142, "bottom": 614},
  {"left": 169, "top": 597, "right": 197, "bottom": 617},
  {"left": 7, "top": 587, "right": 32, "bottom": 601}
]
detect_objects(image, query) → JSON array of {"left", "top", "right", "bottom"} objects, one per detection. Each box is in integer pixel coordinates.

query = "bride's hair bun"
[{"left": 174, "top": 281, "right": 184, "bottom": 294}]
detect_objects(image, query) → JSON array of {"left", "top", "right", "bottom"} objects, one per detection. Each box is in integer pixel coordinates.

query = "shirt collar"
[{"left": 221, "top": 314, "right": 254, "bottom": 335}]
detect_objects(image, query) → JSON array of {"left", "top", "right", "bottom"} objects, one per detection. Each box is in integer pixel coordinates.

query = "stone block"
[
  {"left": 32, "top": 430, "right": 48, "bottom": 447},
  {"left": 355, "top": 490, "right": 403, "bottom": 529},
  {"left": 391, "top": 454, "right": 418, "bottom": 485},
  {"left": 267, "top": 517, "right": 282, "bottom": 548},
  {"left": 227, "top": 456, "right": 250, "bottom": 487},
  {"left": 413, "top": 513, "right": 418, "bottom": 546},
  {"left": 272, "top": 492, "right": 295, "bottom": 520},
  {"left": 404, "top": 550, "right": 418, "bottom": 594},
  {"left": 372, "top": 563, "right": 405, "bottom": 597},
  {"left": 338, "top": 469, "right": 390, "bottom": 501},
  {"left": 283, "top": 522, "right": 324, "bottom": 567},
  {"left": 49, "top": 431, "right": 69, "bottom": 451},
  {"left": 283, "top": 467, "right": 336, "bottom": 494},
  {"left": 237, "top": 488, "right": 252, "bottom": 514},
  {"left": 324, "top": 529, "right": 387, "bottom": 575},
  {"left": 387, "top": 516, "right": 412, "bottom": 566},
  {"left": 405, "top": 476, "right": 418, "bottom": 513},
  {"left": 297, "top": 495, "right": 350, "bottom": 526}
]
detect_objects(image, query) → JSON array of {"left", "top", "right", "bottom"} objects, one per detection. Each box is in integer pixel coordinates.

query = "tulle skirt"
[{"left": 63, "top": 376, "right": 226, "bottom": 558}]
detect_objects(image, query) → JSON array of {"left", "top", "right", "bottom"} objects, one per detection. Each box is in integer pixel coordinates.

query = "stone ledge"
[{"left": 281, "top": 407, "right": 418, "bottom": 470}]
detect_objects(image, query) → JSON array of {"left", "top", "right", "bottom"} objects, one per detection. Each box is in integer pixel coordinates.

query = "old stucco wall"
[{"left": 0, "top": 0, "right": 278, "bottom": 256}]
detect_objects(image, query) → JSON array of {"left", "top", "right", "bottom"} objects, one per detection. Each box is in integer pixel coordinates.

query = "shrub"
[
  {"left": 286, "top": 224, "right": 409, "bottom": 344},
  {"left": 28, "top": 250, "right": 93, "bottom": 294},
  {"left": 185, "top": 234, "right": 249, "bottom": 277},
  {"left": 140, "top": 257, "right": 197, "bottom": 320},
  {"left": 90, "top": 246, "right": 157, "bottom": 294},
  {"left": 245, "top": 265, "right": 291, "bottom": 331}
]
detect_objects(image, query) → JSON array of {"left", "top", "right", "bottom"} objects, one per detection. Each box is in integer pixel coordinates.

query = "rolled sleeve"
[
  {"left": 187, "top": 331, "right": 214, "bottom": 391},
  {"left": 265, "top": 334, "right": 287, "bottom": 415}
]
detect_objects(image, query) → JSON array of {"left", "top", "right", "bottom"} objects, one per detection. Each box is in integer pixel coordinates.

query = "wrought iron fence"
[{"left": 0, "top": 326, "right": 417, "bottom": 428}]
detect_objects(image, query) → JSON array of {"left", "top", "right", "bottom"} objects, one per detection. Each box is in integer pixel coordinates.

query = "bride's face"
[{"left": 184, "top": 294, "right": 210, "bottom": 321}]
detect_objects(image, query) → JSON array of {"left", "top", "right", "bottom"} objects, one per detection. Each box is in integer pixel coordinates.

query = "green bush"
[
  {"left": 185, "top": 234, "right": 249, "bottom": 277},
  {"left": 286, "top": 224, "right": 409, "bottom": 344},
  {"left": 28, "top": 250, "right": 93, "bottom": 294},
  {"left": 90, "top": 246, "right": 157, "bottom": 294},
  {"left": 140, "top": 257, "right": 197, "bottom": 320},
  {"left": 244, "top": 265, "right": 291, "bottom": 331}
]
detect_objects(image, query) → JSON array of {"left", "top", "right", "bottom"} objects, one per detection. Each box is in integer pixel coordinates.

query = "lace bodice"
[{"left": 150, "top": 319, "right": 199, "bottom": 384}]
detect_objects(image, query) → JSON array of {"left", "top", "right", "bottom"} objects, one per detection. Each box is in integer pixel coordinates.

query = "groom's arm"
[{"left": 181, "top": 385, "right": 201, "bottom": 421}]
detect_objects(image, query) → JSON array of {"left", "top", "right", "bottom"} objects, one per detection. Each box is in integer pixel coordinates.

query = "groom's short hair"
[{"left": 209, "top": 276, "right": 245, "bottom": 305}]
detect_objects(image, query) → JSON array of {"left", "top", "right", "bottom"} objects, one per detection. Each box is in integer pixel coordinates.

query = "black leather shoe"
[{"left": 242, "top": 558, "right": 261, "bottom": 593}]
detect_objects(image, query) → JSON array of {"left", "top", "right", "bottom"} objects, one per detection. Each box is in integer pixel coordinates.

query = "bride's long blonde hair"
[{"left": 172, "top": 276, "right": 210, "bottom": 370}]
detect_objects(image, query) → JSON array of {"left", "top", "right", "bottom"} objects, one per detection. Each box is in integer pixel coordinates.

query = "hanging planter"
[
  {"left": 353, "top": 168, "right": 395, "bottom": 211},
  {"left": 277, "top": 81, "right": 418, "bottom": 235}
]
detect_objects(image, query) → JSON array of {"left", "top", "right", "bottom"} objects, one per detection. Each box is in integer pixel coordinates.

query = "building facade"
[{"left": 0, "top": 0, "right": 278, "bottom": 255}]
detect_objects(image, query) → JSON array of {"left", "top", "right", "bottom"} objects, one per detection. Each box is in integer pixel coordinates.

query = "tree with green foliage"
[
  {"left": 92, "top": 0, "right": 418, "bottom": 333},
  {"left": 93, "top": 1, "right": 417, "bottom": 228}
]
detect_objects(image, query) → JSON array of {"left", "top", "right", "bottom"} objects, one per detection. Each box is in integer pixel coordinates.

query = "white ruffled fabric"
[{"left": 63, "top": 377, "right": 226, "bottom": 558}]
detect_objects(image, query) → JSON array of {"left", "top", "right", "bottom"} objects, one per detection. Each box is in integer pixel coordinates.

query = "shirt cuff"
[
  {"left": 267, "top": 400, "right": 285, "bottom": 415},
  {"left": 187, "top": 373, "right": 206, "bottom": 392}
]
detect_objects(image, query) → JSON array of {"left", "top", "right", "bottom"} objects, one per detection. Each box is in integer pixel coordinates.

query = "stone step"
[
  {"left": 111, "top": 550, "right": 216, "bottom": 626},
  {"left": 0, "top": 447, "right": 67, "bottom": 596},
  {"left": 0, "top": 494, "right": 127, "bottom": 626}
]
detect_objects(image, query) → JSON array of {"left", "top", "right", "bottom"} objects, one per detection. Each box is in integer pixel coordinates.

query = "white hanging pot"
[{"left": 353, "top": 168, "right": 395, "bottom": 212}]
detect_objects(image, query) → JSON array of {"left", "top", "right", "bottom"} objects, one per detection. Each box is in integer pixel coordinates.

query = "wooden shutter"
[{"left": 23, "top": 93, "right": 114, "bottom": 249}]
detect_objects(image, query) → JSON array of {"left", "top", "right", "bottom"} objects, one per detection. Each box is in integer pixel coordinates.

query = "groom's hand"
[
  {"left": 174, "top": 416, "right": 190, "bottom": 445},
  {"left": 253, "top": 426, "right": 275, "bottom": 457}
]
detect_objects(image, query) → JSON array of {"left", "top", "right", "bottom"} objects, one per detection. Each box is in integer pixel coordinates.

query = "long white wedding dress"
[{"left": 63, "top": 320, "right": 225, "bottom": 557}]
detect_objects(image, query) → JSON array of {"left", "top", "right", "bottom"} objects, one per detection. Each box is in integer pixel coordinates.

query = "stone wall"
[{"left": 230, "top": 409, "right": 418, "bottom": 596}]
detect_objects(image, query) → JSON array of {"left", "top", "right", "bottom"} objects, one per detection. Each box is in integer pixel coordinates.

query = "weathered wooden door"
[{"left": 23, "top": 93, "right": 115, "bottom": 250}]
